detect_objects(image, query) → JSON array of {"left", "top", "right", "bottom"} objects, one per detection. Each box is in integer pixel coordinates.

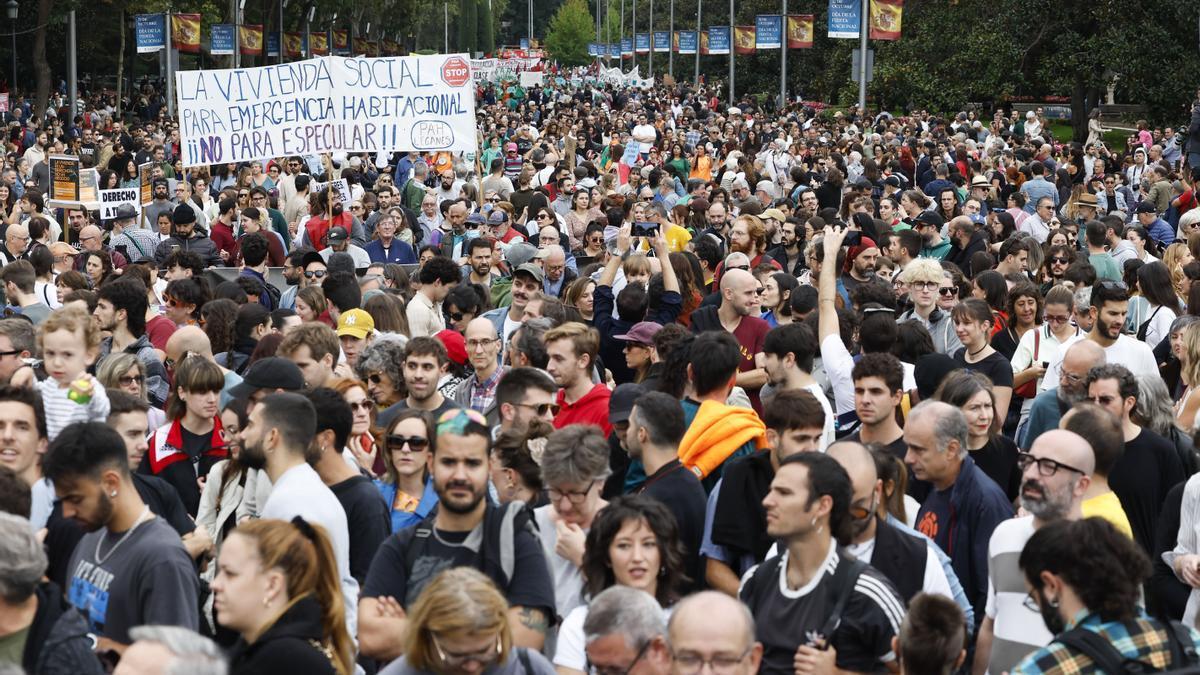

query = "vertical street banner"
[
  {"left": 311, "top": 32, "right": 329, "bottom": 56},
  {"left": 621, "top": 38, "right": 634, "bottom": 57},
  {"left": 175, "top": 54, "right": 479, "bottom": 166},
  {"left": 635, "top": 33, "right": 651, "bottom": 53},
  {"left": 50, "top": 155, "right": 81, "bottom": 203},
  {"left": 609, "top": 44, "right": 621, "bottom": 58},
  {"left": 284, "top": 32, "right": 304, "bottom": 59},
  {"left": 734, "top": 26, "right": 755, "bottom": 55},
  {"left": 333, "top": 30, "right": 350, "bottom": 55},
  {"left": 267, "top": 32, "right": 281, "bottom": 57},
  {"left": 700, "top": 31, "right": 709, "bottom": 55},
  {"left": 239, "top": 25, "right": 264, "bottom": 56},
  {"left": 678, "top": 31, "right": 697, "bottom": 54},
  {"left": 828, "top": 0, "right": 861, "bottom": 38},
  {"left": 672, "top": 32, "right": 679, "bottom": 52},
  {"left": 653, "top": 31, "right": 670, "bottom": 52},
  {"left": 708, "top": 26, "right": 730, "bottom": 54},
  {"left": 138, "top": 162, "right": 154, "bottom": 205},
  {"left": 588, "top": 43, "right": 598, "bottom": 56},
  {"left": 0, "top": 93, "right": 8, "bottom": 113},
  {"left": 211, "top": 25, "right": 235, "bottom": 56},
  {"left": 171, "top": 14, "right": 202, "bottom": 53},
  {"left": 755, "top": 15, "right": 782, "bottom": 49},
  {"left": 136, "top": 14, "right": 167, "bottom": 53},
  {"left": 787, "top": 15, "right": 814, "bottom": 48},
  {"left": 869, "top": 0, "right": 904, "bottom": 40}
]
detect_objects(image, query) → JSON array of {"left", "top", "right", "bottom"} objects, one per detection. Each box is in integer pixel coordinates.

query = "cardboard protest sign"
[
  {"left": 99, "top": 189, "right": 141, "bottom": 220},
  {"left": 311, "top": 178, "right": 351, "bottom": 205},
  {"left": 50, "top": 155, "right": 81, "bottom": 203},
  {"left": 139, "top": 162, "right": 155, "bottom": 205},
  {"left": 176, "top": 54, "right": 477, "bottom": 167}
]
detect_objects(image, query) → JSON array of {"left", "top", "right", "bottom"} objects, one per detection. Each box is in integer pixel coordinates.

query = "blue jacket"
[
  {"left": 1020, "top": 177, "right": 1058, "bottom": 213},
  {"left": 374, "top": 477, "right": 439, "bottom": 533},
  {"left": 1146, "top": 217, "right": 1176, "bottom": 246},
  {"left": 915, "top": 455, "right": 1013, "bottom": 624},
  {"left": 365, "top": 238, "right": 417, "bottom": 264}
]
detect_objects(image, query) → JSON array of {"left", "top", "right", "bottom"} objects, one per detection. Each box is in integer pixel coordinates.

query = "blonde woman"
[
  {"left": 379, "top": 567, "right": 556, "bottom": 675},
  {"left": 1176, "top": 323, "right": 1200, "bottom": 432},
  {"left": 1164, "top": 242, "right": 1194, "bottom": 303}
]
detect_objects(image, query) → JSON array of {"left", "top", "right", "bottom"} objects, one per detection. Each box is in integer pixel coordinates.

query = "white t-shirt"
[
  {"left": 1143, "top": 305, "right": 1177, "bottom": 348},
  {"left": 1042, "top": 334, "right": 1158, "bottom": 392},
  {"left": 554, "top": 603, "right": 674, "bottom": 671},
  {"left": 844, "top": 535, "right": 954, "bottom": 601},
  {"left": 983, "top": 516, "right": 1048, "bottom": 675},
  {"left": 800, "top": 382, "right": 836, "bottom": 452},
  {"left": 820, "top": 335, "right": 918, "bottom": 416}
]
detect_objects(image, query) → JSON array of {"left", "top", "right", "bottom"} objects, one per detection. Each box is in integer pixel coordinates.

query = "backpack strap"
[
  {"left": 817, "top": 554, "right": 868, "bottom": 643},
  {"left": 1165, "top": 619, "right": 1200, "bottom": 670},
  {"left": 517, "top": 647, "right": 534, "bottom": 675},
  {"left": 395, "top": 512, "right": 437, "bottom": 598},
  {"left": 1054, "top": 626, "right": 1138, "bottom": 675}
]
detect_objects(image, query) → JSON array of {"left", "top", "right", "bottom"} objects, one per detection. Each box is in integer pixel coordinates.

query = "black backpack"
[{"left": 1053, "top": 619, "right": 1200, "bottom": 674}]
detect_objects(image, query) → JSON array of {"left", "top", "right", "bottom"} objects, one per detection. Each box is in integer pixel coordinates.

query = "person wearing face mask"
[{"left": 1013, "top": 517, "right": 1200, "bottom": 674}]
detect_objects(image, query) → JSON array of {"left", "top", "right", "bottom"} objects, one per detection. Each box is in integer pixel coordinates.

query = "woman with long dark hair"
[
  {"left": 760, "top": 271, "right": 799, "bottom": 328},
  {"left": 553, "top": 496, "right": 687, "bottom": 675},
  {"left": 991, "top": 283, "right": 1043, "bottom": 361},
  {"left": 951, "top": 298, "right": 1014, "bottom": 422},
  {"left": 971, "top": 270, "right": 1010, "bottom": 336},
  {"left": 1137, "top": 261, "right": 1183, "bottom": 346}
]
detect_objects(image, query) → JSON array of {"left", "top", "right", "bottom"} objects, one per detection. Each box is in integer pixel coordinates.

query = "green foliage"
[{"left": 545, "top": 0, "right": 594, "bottom": 66}]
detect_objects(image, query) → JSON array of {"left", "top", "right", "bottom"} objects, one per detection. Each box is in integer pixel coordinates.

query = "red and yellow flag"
[
  {"left": 700, "top": 31, "right": 709, "bottom": 55},
  {"left": 171, "top": 14, "right": 201, "bottom": 53},
  {"left": 239, "top": 24, "right": 263, "bottom": 55},
  {"left": 310, "top": 31, "right": 329, "bottom": 55},
  {"left": 353, "top": 37, "right": 370, "bottom": 55},
  {"left": 734, "top": 26, "right": 755, "bottom": 55},
  {"left": 787, "top": 15, "right": 814, "bottom": 48},
  {"left": 869, "top": 0, "right": 904, "bottom": 40},
  {"left": 332, "top": 30, "right": 349, "bottom": 53},
  {"left": 284, "top": 32, "right": 303, "bottom": 58}
]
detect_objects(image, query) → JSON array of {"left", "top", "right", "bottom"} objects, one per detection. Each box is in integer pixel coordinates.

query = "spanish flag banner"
[
  {"left": 868, "top": 0, "right": 903, "bottom": 40},
  {"left": 367, "top": 41, "right": 380, "bottom": 57},
  {"left": 171, "top": 14, "right": 201, "bottom": 53},
  {"left": 787, "top": 15, "right": 814, "bottom": 48},
  {"left": 283, "top": 32, "right": 303, "bottom": 58},
  {"left": 383, "top": 39, "right": 400, "bottom": 56},
  {"left": 332, "top": 29, "right": 349, "bottom": 54},
  {"left": 238, "top": 24, "right": 264, "bottom": 55},
  {"left": 699, "top": 31, "right": 709, "bottom": 55},
  {"left": 310, "top": 31, "right": 329, "bottom": 55},
  {"left": 733, "top": 26, "right": 755, "bottom": 55}
]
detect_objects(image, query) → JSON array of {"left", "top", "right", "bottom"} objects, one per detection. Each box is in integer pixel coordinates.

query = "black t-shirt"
[
  {"left": 362, "top": 509, "right": 556, "bottom": 615},
  {"left": 1111, "top": 429, "right": 1186, "bottom": 555},
  {"left": 134, "top": 473, "right": 197, "bottom": 537},
  {"left": 637, "top": 459, "right": 707, "bottom": 592},
  {"left": 970, "top": 435, "right": 1020, "bottom": 502},
  {"left": 740, "top": 548, "right": 905, "bottom": 674},
  {"left": 953, "top": 350, "right": 1015, "bottom": 388},
  {"left": 990, "top": 326, "right": 1020, "bottom": 362},
  {"left": 329, "top": 474, "right": 391, "bottom": 586}
]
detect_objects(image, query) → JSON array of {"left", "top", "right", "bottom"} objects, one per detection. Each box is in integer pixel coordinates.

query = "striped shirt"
[
  {"left": 984, "top": 516, "right": 1049, "bottom": 674},
  {"left": 37, "top": 376, "right": 111, "bottom": 441}
]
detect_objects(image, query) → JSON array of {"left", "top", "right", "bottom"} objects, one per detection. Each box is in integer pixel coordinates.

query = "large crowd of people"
[{"left": 1, "top": 74, "right": 1200, "bottom": 675}]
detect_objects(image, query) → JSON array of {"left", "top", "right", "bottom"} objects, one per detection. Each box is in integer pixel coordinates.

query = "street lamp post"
[{"left": 6, "top": 0, "right": 16, "bottom": 94}]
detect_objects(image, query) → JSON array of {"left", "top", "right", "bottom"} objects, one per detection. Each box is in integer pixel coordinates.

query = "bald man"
[
  {"left": 689, "top": 266, "right": 771, "bottom": 411},
  {"left": 166, "top": 325, "right": 244, "bottom": 407},
  {"left": 973, "top": 429, "right": 1094, "bottom": 675},
  {"left": 828, "top": 441, "right": 955, "bottom": 606},
  {"left": 2, "top": 223, "right": 28, "bottom": 263},
  {"left": 668, "top": 591, "right": 762, "bottom": 675},
  {"left": 74, "top": 223, "right": 129, "bottom": 272},
  {"left": 1022, "top": 340, "right": 1106, "bottom": 450}
]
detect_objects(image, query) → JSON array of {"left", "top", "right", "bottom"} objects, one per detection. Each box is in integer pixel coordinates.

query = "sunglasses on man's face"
[
  {"left": 304, "top": 270, "right": 327, "bottom": 279},
  {"left": 938, "top": 286, "right": 958, "bottom": 296}
]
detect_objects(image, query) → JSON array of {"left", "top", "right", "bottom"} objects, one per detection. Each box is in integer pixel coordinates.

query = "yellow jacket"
[{"left": 678, "top": 400, "right": 769, "bottom": 479}]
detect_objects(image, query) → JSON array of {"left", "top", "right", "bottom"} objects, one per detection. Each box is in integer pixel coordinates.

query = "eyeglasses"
[
  {"left": 1050, "top": 256, "right": 1070, "bottom": 264},
  {"left": 548, "top": 480, "right": 598, "bottom": 505},
  {"left": 589, "top": 639, "right": 651, "bottom": 675},
  {"left": 1016, "top": 452, "right": 1087, "bottom": 477},
  {"left": 909, "top": 281, "right": 938, "bottom": 291},
  {"left": 727, "top": 265, "right": 750, "bottom": 272},
  {"left": 0, "top": 349, "right": 22, "bottom": 357},
  {"left": 467, "top": 337, "right": 498, "bottom": 350},
  {"left": 386, "top": 435, "right": 430, "bottom": 452},
  {"left": 672, "top": 647, "right": 753, "bottom": 675},
  {"left": 350, "top": 205, "right": 364, "bottom": 211},
  {"left": 938, "top": 286, "right": 958, "bottom": 296},
  {"left": 1022, "top": 592, "right": 1040, "bottom": 613},
  {"left": 431, "top": 634, "right": 500, "bottom": 667},
  {"left": 516, "top": 401, "right": 559, "bottom": 416},
  {"left": 118, "top": 375, "right": 145, "bottom": 386},
  {"left": 348, "top": 400, "right": 374, "bottom": 412},
  {"left": 304, "top": 270, "right": 327, "bottom": 279},
  {"left": 238, "top": 192, "right": 250, "bottom": 198}
]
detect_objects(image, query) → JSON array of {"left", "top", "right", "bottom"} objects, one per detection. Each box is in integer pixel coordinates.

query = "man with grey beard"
[
  {"left": 1020, "top": 340, "right": 1106, "bottom": 450},
  {"left": 972, "top": 430, "right": 1095, "bottom": 675}
]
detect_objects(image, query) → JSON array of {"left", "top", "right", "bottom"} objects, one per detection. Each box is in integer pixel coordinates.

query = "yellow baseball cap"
[{"left": 336, "top": 309, "right": 374, "bottom": 339}]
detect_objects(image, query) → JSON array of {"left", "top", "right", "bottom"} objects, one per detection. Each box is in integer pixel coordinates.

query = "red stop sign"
[{"left": 441, "top": 57, "right": 471, "bottom": 87}]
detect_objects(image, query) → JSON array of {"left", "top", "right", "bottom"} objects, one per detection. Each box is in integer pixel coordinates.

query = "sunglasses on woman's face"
[
  {"left": 304, "top": 270, "right": 327, "bottom": 279},
  {"left": 938, "top": 286, "right": 958, "bottom": 296},
  {"left": 386, "top": 435, "right": 429, "bottom": 452}
]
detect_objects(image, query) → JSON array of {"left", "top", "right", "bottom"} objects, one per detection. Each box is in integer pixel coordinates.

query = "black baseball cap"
[{"left": 228, "top": 357, "right": 305, "bottom": 399}]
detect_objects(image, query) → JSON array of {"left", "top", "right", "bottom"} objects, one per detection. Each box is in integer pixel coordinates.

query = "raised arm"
[
  {"left": 818, "top": 226, "right": 848, "bottom": 343},
  {"left": 651, "top": 229, "right": 679, "bottom": 294},
  {"left": 599, "top": 225, "right": 631, "bottom": 288}
]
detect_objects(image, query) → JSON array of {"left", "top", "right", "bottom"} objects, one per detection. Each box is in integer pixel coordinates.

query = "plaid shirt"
[
  {"left": 685, "top": 130, "right": 702, "bottom": 152},
  {"left": 467, "top": 366, "right": 507, "bottom": 415},
  {"left": 1012, "top": 612, "right": 1200, "bottom": 674}
]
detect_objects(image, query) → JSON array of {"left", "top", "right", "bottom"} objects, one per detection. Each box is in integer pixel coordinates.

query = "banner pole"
[{"left": 857, "top": 0, "right": 867, "bottom": 110}]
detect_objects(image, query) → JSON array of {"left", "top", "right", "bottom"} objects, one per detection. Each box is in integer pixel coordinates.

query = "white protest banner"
[
  {"left": 176, "top": 54, "right": 477, "bottom": 167},
  {"left": 99, "top": 188, "right": 142, "bottom": 220},
  {"left": 471, "top": 58, "right": 497, "bottom": 82},
  {"left": 518, "top": 71, "right": 544, "bottom": 87},
  {"left": 311, "top": 178, "right": 352, "bottom": 205}
]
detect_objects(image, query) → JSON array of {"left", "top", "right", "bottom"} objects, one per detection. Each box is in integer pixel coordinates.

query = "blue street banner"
[
  {"left": 653, "top": 31, "right": 670, "bottom": 52},
  {"left": 621, "top": 37, "right": 634, "bottom": 56},
  {"left": 588, "top": 43, "right": 597, "bottom": 56},
  {"left": 635, "top": 33, "right": 650, "bottom": 53},
  {"left": 678, "top": 30, "right": 697, "bottom": 54},
  {"left": 708, "top": 26, "right": 731, "bottom": 54},
  {"left": 211, "top": 24, "right": 236, "bottom": 56},
  {"left": 828, "top": 0, "right": 862, "bottom": 38},
  {"left": 135, "top": 14, "right": 166, "bottom": 54},
  {"left": 520, "top": 38, "right": 529, "bottom": 49},
  {"left": 266, "top": 31, "right": 281, "bottom": 57},
  {"left": 755, "top": 15, "right": 782, "bottom": 49},
  {"left": 609, "top": 43, "right": 621, "bottom": 58}
]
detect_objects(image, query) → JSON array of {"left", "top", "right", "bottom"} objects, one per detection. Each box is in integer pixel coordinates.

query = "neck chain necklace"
[
  {"left": 95, "top": 505, "right": 151, "bottom": 565},
  {"left": 968, "top": 344, "right": 989, "bottom": 357}
]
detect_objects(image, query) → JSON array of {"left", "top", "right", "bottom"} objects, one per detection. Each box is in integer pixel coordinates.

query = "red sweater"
[{"left": 553, "top": 383, "right": 613, "bottom": 437}]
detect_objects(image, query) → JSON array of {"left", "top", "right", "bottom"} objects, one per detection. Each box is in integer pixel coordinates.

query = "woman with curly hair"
[
  {"left": 201, "top": 298, "right": 239, "bottom": 357},
  {"left": 354, "top": 334, "right": 407, "bottom": 411},
  {"left": 552, "top": 495, "right": 687, "bottom": 675}
]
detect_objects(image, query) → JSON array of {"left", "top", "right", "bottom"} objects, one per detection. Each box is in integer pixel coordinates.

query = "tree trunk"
[
  {"left": 116, "top": 9, "right": 125, "bottom": 119},
  {"left": 1070, "top": 74, "right": 1088, "bottom": 143},
  {"left": 32, "top": 0, "right": 54, "bottom": 116}
]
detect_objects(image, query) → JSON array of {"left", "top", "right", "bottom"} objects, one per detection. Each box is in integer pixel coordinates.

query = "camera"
[{"left": 632, "top": 221, "right": 660, "bottom": 237}]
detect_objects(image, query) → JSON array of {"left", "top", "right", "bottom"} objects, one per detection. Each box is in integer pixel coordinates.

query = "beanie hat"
[{"left": 172, "top": 203, "right": 197, "bottom": 226}]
